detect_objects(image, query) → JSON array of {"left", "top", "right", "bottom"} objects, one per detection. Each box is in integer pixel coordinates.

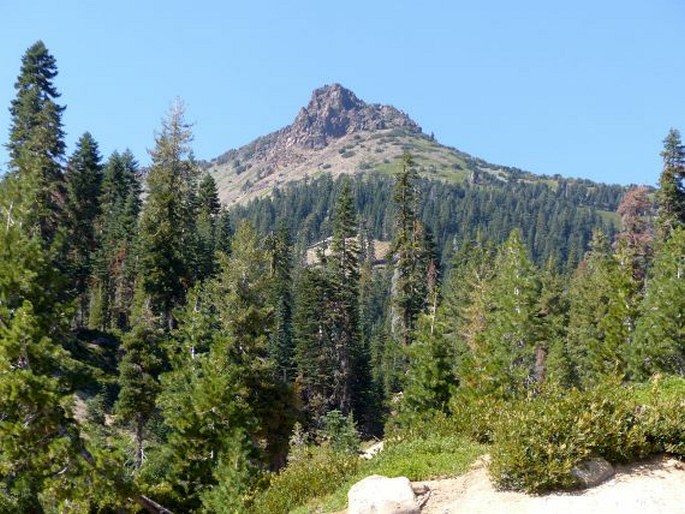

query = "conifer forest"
[{"left": 1, "top": 42, "right": 684, "bottom": 513}]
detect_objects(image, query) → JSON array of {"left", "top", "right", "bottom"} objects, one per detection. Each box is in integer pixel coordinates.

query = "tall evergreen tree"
[
  {"left": 266, "top": 220, "right": 295, "bottom": 381},
  {"left": 293, "top": 266, "right": 337, "bottom": 423},
  {"left": 328, "top": 180, "right": 364, "bottom": 416},
  {"left": 473, "top": 230, "right": 540, "bottom": 397},
  {"left": 89, "top": 150, "right": 141, "bottom": 330},
  {"left": 631, "top": 227, "right": 685, "bottom": 379},
  {"left": 656, "top": 128, "right": 685, "bottom": 240},
  {"left": 390, "top": 152, "right": 424, "bottom": 351},
  {"left": 6, "top": 41, "right": 66, "bottom": 245},
  {"left": 137, "top": 99, "right": 198, "bottom": 329},
  {"left": 566, "top": 230, "right": 613, "bottom": 387},
  {"left": 64, "top": 132, "right": 103, "bottom": 325},
  {"left": 0, "top": 176, "right": 77, "bottom": 510},
  {"left": 115, "top": 318, "right": 164, "bottom": 469},
  {"left": 599, "top": 238, "right": 642, "bottom": 380},
  {"left": 537, "top": 259, "right": 572, "bottom": 387},
  {"left": 196, "top": 173, "right": 221, "bottom": 280}
]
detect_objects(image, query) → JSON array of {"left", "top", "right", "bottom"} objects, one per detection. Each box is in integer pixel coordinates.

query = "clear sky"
[{"left": 1, "top": 0, "right": 683, "bottom": 185}]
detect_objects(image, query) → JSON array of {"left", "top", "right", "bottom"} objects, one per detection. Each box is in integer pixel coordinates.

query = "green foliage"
[
  {"left": 7, "top": 40, "right": 66, "bottom": 244},
  {"left": 90, "top": 149, "right": 141, "bottom": 331},
  {"left": 137, "top": 100, "right": 199, "bottom": 327},
  {"left": 631, "top": 227, "right": 685, "bottom": 378},
  {"left": 489, "top": 379, "right": 685, "bottom": 493},
  {"left": 448, "top": 390, "right": 508, "bottom": 444},
  {"left": 287, "top": 424, "right": 484, "bottom": 514},
  {"left": 462, "top": 230, "right": 541, "bottom": 398},
  {"left": 251, "top": 444, "right": 359, "bottom": 514},
  {"left": 266, "top": 221, "right": 295, "bottom": 381},
  {"left": 566, "top": 230, "right": 614, "bottom": 387},
  {"left": 399, "top": 312, "right": 458, "bottom": 422},
  {"left": 317, "top": 410, "right": 361, "bottom": 454},
  {"left": 115, "top": 319, "right": 164, "bottom": 468},
  {"left": 233, "top": 172, "right": 621, "bottom": 274},
  {"left": 656, "top": 128, "right": 685, "bottom": 239},
  {"left": 64, "top": 131, "right": 103, "bottom": 325}
]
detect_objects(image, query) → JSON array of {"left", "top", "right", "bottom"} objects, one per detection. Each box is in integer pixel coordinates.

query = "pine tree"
[
  {"left": 6, "top": 41, "right": 66, "bottom": 245},
  {"left": 137, "top": 100, "right": 199, "bottom": 329},
  {"left": 390, "top": 152, "right": 424, "bottom": 350},
  {"left": 442, "top": 238, "right": 496, "bottom": 392},
  {"left": 266, "top": 220, "right": 295, "bottom": 381},
  {"left": 656, "top": 128, "right": 685, "bottom": 240},
  {"left": 196, "top": 173, "right": 221, "bottom": 280},
  {"left": 64, "top": 132, "right": 103, "bottom": 325},
  {"left": 90, "top": 150, "right": 141, "bottom": 330},
  {"left": 599, "top": 238, "right": 641, "bottom": 380},
  {"left": 0, "top": 169, "right": 79, "bottom": 510},
  {"left": 631, "top": 227, "right": 685, "bottom": 379},
  {"left": 400, "top": 310, "right": 457, "bottom": 421},
  {"left": 157, "top": 223, "right": 294, "bottom": 510},
  {"left": 566, "top": 230, "right": 613, "bottom": 387},
  {"left": 537, "top": 259, "right": 572, "bottom": 387},
  {"left": 208, "top": 221, "right": 294, "bottom": 468},
  {"left": 328, "top": 180, "right": 364, "bottom": 416},
  {"left": 114, "top": 318, "right": 163, "bottom": 469},
  {"left": 474, "top": 230, "right": 540, "bottom": 397}
]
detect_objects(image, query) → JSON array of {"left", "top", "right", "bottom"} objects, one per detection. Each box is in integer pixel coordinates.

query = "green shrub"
[
  {"left": 489, "top": 379, "right": 685, "bottom": 493},
  {"left": 449, "top": 390, "right": 508, "bottom": 444},
  {"left": 317, "top": 410, "right": 360, "bottom": 454},
  {"left": 251, "top": 444, "right": 358, "bottom": 514}
]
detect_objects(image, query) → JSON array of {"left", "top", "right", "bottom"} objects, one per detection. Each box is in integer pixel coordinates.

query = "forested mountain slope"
[{"left": 208, "top": 83, "right": 625, "bottom": 271}]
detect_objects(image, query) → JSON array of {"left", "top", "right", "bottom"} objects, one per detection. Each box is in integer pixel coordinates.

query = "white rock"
[{"left": 348, "top": 475, "right": 420, "bottom": 514}]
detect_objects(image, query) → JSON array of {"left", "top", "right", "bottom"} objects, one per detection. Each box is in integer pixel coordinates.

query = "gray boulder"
[
  {"left": 348, "top": 475, "right": 420, "bottom": 514},
  {"left": 571, "top": 457, "right": 615, "bottom": 488}
]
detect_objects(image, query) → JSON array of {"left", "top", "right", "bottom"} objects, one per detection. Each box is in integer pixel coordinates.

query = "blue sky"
[{"left": 1, "top": 0, "right": 683, "bottom": 185}]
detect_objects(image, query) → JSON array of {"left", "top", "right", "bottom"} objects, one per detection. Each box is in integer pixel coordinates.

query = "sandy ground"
[{"left": 417, "top": 455, "right": 685, "bottom": 514}]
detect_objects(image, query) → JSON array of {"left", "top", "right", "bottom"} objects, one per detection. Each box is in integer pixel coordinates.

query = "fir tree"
[
  {"left": 6, "top": 41, "right": 66, "bottom": 245},
  {"left": 0, "top": 169, "right": 78, "bottom": 510},
  {"left": 137, "top": 100, "right": 199, "bottom": 329},
  {"left": 115, "top": 318, "right": 164, "bottom": 469},
  {"left": 475, "top": 230, "right": 540, "bottom": 397},
  {"left": 390, "top": 152, "right": 424, "bottom": 350},
  {"left": 196, "top": 173, "right": 221, "bottom": 280},
  {"left": 266, "top": 220, "right": 295, "bottom": 381},
  {"left": 537, "top": 259, "right": 572, "bottom": 387},
  {"left": 293, "top": 265, "right": 337, "bottom": 423},
  {"left": 631, "top": 227, "right": 685, "bottom": 378},
  {"left": 566, "top": 230, "right": 613, "bottom": 387},
  {"left": 400, "top": 310, "right": 457, "bottom": 421},
  {"left": 328, "top": 180, "right": 364, "bottom": 416},
  {"left": 656, "top": 129, "right": 685, "bottom": 240},
  {"left": 63, "top": 132, "right": 103, "bottom": 325},
  {"left": 90, "top": 150, "right": 141, "bottom": 330}
]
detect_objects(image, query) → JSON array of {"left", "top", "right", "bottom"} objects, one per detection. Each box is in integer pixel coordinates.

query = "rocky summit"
[
  {"left": 206, "top": 83, "right": 496, "bottom": 205},
  {"left": 290, "top": 84, "right": 421, "bottom": 149}
]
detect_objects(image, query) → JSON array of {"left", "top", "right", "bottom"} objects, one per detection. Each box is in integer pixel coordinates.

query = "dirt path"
[{"left": 417, "top": 455, "right": 685, "bottom": 514}]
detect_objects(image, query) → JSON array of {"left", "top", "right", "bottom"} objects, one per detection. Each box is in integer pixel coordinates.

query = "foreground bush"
[
  {"left": 489, "top": 377, "right": 685, "bottom": 493},
  {"left": 254, "top": 415, "right": 485, "bottom": 514},
  {"left": 251, "top": 443, "right": 358, "bottom": 514}
]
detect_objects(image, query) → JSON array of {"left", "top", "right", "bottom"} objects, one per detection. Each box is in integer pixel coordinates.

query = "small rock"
[
  {"left": 571, "top": 457, "right": 615, "bottom": 488},
  {"left": 348, "top": 475, "right": 420, "bottom": 514}
]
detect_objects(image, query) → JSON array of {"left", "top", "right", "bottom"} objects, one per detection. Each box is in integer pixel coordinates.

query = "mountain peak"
[
  {"left": 290, "top": 83, "right": 421, "bottom": 149},
  {"left": 308, "top": 83, "right": 364, "bottom": 112}
]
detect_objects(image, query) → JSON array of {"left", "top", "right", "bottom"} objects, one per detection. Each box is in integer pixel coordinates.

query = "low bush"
[
  {"left": 489, "top": 377, "right": 685, "bottom": 493},
  {"left": 251, "top": 443, "right": 358, "bottom": 514},
  {"left": 449, "top": 390, "right": 508, "bottom": 444}
]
